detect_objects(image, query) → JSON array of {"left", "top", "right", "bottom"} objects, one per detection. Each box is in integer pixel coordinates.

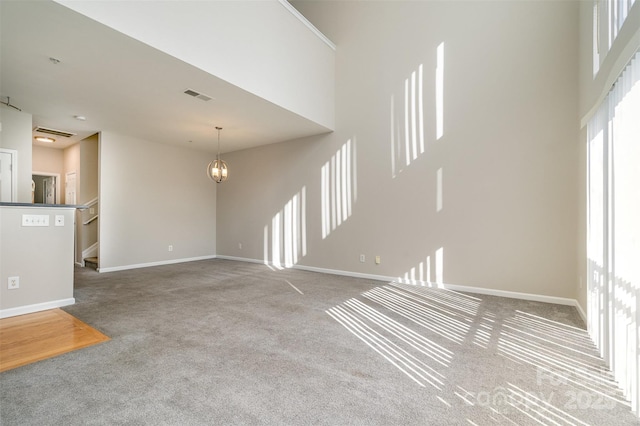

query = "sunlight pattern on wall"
[
  {"left": 397, "top": 247, "right": 444, "bottom": 286},
  {"left": 390, "top": 42, "right": 445, "bottom": 178},
  {"left": 263, "top": 187, "right": 307, "bottom": 269},
  {"left": 436, "top": 167, "right": 443, "bottom": 212},
  {"left": 436, "top": 42, "right": 445, "bottom": 140},
  {"left": 593, "top": 2, "right": 600, "bottom": 76},
  {"left": 390, "top": 64, "right": 424, "bottom": 178},
  {"left": 321, "top": 139, "right": 357, "bottom": 239}
]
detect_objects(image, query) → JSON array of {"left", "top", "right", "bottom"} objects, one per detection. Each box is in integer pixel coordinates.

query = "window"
[
  {"left": 587, "top": 50, "right": 640, "bottom": 416},
  {"left": 593, "top": 0, "right": 637, "bottom": 76}
]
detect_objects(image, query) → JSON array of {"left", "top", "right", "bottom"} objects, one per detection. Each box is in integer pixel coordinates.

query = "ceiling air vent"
[
  {"left": 183, "top": 88, "right": 213, "bottom": 102},
  {"left": 33, "top": 126, "right": 76, "bottom": 138}
]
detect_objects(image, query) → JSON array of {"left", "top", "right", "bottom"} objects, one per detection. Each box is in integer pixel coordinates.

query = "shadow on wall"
[
  {"left": 262, "top": 137, "right": 358, "bottom": 269},
  {"left": 391, "top": 42, "right": 447, "bottom": 286},
  {"left": 261, "top": 42, "right": 447, "bottom": 278},
  {"left": 390, "top": 42, "right": 444, "bottom": 178},
  {"left": 264, "top": 186, "right": 307, "bottom": 270},
  {"left": 321, "top": 138, "right": 357, "bottom": 239},
  {"left": 398, "top": 247, "right": 445, "bottom": 286}
]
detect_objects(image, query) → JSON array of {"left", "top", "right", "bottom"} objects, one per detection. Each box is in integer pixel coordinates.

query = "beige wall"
[
  {"left": 0, "top": 206, "right": 75, "bottom": 316},
  {"left": 0, "top": 106, "right": 32, "bottom": 202},
  {"left": 99, "top": 131, "right": 216, "bottom": 271},
  {"left": 63, "top": 142, "right": 80, "bottom": 205},
  {"left": 32, "top": 145, "right": 64, "bottom": 176},
  {"left": 217, "top": 0, "right": 581, "bottom": 299},
  {"left": 80, "top": 134, "right": 99, "bottom": 203}
]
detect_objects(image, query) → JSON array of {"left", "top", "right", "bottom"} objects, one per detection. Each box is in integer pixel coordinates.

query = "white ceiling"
[{"left": 0, "top": 0, "right": 330, "bottom": 153}]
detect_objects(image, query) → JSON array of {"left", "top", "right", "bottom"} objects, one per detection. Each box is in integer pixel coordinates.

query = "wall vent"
[
  {"left": 33, "top": 126, "right": 76, "bottom": 138},
  {"left": 183, "top": 88, "right": 213, "bottom": 102}
]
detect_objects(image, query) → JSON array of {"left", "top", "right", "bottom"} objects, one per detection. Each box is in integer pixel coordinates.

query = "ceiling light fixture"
[
  {"left": 74, "top": 115, "right": 86, "bottom": 121},
  {"left": 207, "top": 127, "right": 228, "bottom": 183},
  {"left": 35, "top": 136, "right": 55, "bottom": 143}
]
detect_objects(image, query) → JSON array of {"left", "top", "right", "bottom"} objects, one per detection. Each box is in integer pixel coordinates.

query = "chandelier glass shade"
[{"left": 207, "top": 127, "right": 228, "bottom": 183}]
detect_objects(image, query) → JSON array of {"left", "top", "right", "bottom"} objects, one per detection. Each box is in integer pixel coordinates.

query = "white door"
[
  {"left": 65, "top": 171, "right": 77, "bottom": 205},
  {"left": 44, "top": 176, "right": 56, "bottom": 204},
  {"left": 0, "top": 150, "right": 16, "bottom": 202}
]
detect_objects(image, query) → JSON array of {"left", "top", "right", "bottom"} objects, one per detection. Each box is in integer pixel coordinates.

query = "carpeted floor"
[{"left": 0, "top": 259, "right": 637, "bottom": 425}]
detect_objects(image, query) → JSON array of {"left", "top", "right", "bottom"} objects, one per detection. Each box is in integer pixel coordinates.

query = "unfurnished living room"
[{"left": 1, "top": 0, "right": 639, "bottom": 425}]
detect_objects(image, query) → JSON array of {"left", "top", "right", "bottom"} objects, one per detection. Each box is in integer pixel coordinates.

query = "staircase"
[
  {"left": 82, "top": 198, "right": 99, "bottom": 271},
  {"left": 84, "top": 257, "right": 98, "bottom": 270}
]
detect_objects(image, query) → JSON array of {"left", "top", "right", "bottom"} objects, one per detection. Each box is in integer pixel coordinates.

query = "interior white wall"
[
  {"left": 99, "top": 132, "right": 216, "bottom": 271},
  {"left": 54, "top": 0, "right": 335, "bottom": 131},
  {"left": 0, "top": 106, "right": 32, "bottom": 202},
  {"left": 217, "top": 0, "right": 580, "bottom": 299}
]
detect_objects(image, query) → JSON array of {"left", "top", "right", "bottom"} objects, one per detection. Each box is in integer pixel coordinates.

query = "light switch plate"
[{"left": 22, "top": 214, "right": 49, "bottom": 226}]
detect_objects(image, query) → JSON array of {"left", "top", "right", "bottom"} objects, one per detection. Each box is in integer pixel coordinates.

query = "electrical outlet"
[
  {"left": 89, "top": 207, "right": 95, "bottom": 215},
  {"left": 375, "top": 256, "right": 381, "bottom": 265},
  {"left": 239, "top": 243, "right": 242, "bottom": 250},
  {"left": 168, "top": 245, "right": 173, "bottom": 252},
  {"left": 8, "top": 276, "right": 19, "bottom": 290},
  {"left": 55, "top": 215, "right": 64, "bottom": 226},
  {"left": 359, "top": 254, "right": 365, "bottom": 263}
]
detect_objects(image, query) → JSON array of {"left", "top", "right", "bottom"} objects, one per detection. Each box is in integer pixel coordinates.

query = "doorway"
[
  {"left": 32, "top": 172, "right": 61, "bottom": 204},
  {"left": 0, "top": 148, "right": 18, "bottom": 202}
]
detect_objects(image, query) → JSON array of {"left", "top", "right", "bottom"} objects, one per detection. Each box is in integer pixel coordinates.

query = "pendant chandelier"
[{"left": 207, "top": 126, "right": 228, "bottom": 183}]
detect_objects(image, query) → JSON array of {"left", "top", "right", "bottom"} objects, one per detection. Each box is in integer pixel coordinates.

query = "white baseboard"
[
  {"left": 215, "top": 255, "right": 260, "bottom": 264},
  {"left": 216, "top": 255, "right": 398, "bottom": 282},
  {"left": 293, "top": 263, "right": 394, "bottom": 283},
  {"left": 0, "top": 298, "right": 75, "bottom": 319},
  {"left": 574, "top": 301, "right": 588, "bottom": 325},
  {"left": 216, "top": 255, "right": 583, "bottom": 313},
  {"left": 111, "top": 254, "right": 586, "bottom": 322},
  {"left": 98, "top": 255, "right": 217, "bottom": 273},
  {"left": 429, "top": 281, "right": 577, "bottom": 306}
]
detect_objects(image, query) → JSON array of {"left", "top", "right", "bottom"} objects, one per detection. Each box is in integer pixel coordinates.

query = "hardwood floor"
[{"left": 0, "top": 308, "right": 109, "bottom": 373}]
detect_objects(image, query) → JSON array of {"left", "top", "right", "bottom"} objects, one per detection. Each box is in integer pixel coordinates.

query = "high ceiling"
[{"left": 0, "top": 0, "right": 330, "bottom": 152}]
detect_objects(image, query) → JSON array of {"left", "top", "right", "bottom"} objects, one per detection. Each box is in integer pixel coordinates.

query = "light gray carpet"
[{"left": 0, "top": 259, "right": 638, "bottom": 425}]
